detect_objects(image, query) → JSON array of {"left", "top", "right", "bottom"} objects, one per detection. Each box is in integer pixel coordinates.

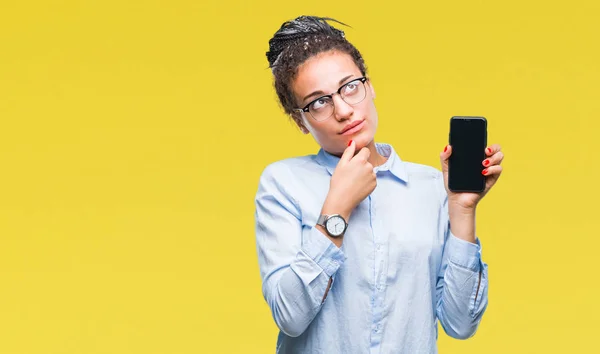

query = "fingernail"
[
  {"left": 487, "top": 147, "right": 492, "bottom": 154},
  {"left": 482, "top": 169, "right": 488, "bottom": 175},
  {"left": 348, "top": 140, "right": 353, "bottom": 147},
  {"left": 483, "top": 159, "right": 490, "bottom": 166},
  {"left": 444, "top": 145, "right": 448, "bottom": 152}
]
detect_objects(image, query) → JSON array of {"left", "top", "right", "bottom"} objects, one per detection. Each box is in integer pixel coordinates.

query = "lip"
[{"left": 340, "top": 120, "right": 365, "bottom": 135}]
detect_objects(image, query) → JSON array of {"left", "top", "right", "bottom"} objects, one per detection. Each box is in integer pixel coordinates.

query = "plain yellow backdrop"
[{"left": 0, "top": 0, "right": 598, "bottom": 353}]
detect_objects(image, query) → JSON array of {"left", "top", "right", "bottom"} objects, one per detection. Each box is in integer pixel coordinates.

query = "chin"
[{"left": 352, "top": 131, "right": 374, "bottom": 149}]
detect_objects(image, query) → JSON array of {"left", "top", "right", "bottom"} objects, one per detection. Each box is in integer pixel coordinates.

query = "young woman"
[{"left": 254, "top": 16, "right": 503, "bottom": 353}]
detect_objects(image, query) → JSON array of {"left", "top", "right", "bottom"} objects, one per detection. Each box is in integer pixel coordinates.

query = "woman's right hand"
[{"left": 324, "top": 140, "right": 377, "bottom": 219}]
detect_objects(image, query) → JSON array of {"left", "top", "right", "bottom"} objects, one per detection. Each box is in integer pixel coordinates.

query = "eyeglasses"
[{"left": 294, "top": 77, "right": 368, "bottom": 122}]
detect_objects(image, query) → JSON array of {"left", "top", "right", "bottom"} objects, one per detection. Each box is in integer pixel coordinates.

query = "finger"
[
  {"left": 440, "top": 144, "right": 452, "bottom": 161},
  {"left": 485, "top": 144, "right": 502, "bottom": 157},
  {"left": 340, "top": 139, "right": 356, "bottom": 164},
  {"left": 482, "top": 165, "right": 503, "bottom": 177},
  {"left": 439, "top": 145, "right": 452, "bottom": 172},
  {"left": 482, "top": 151, "right": 504, "bottom": 167},
  {"left": 354, "top": 147, "right": 370, "bottom": 162}
]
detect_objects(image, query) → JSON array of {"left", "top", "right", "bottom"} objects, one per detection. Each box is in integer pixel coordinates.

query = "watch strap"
[{"left": 317, "top": 214, "right": 328, "bottom": 226}]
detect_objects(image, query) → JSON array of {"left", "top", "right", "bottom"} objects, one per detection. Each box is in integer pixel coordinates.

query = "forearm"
[
  {"left": 259, "top": 210, "right": 346, "bottom": 337},
  {"left": 256, "top": 170, "right": 353, "bottom": 337},
  {"left": 449, "top": 203, "right": 476, "bottom": 244},
  {"left": 265, "top": 253, "right": 340, "bottom": 337},
  {"left": 316, "top": 197, "right": 353, "bottom": 299},
  {"left": 436, "top": 234, "right": 488, "bottom": 339},
  {"left": 437, "top": 174, "right": 489, "bottom": 338}
]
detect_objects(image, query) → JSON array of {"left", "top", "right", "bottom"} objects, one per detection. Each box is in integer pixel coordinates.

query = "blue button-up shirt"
[{"left": 254, "top": 143, "right": 488, "bottom": 354}]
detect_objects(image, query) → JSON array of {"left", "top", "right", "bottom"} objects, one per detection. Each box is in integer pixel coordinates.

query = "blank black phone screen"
[{"left": 448, "top": 117, "right": 487, "bottom": 192}]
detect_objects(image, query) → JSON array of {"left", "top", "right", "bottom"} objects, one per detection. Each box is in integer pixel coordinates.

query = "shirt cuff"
[
  {"left": 301, "top": 226, "right": 346, "bottom": 277},
  {"left": 445, "top": 232, "right": 483, "bottom": 271}
]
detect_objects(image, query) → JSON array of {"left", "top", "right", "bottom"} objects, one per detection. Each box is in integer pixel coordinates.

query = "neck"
[{"left": 363, "top": 140, "right": 387, "bottom": 167}]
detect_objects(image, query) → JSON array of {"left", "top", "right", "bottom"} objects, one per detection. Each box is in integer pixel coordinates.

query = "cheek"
[
  {"left": 315, "top": 125, "right": 337, "bottom": 141},
  {"left": 367, "top": 102, "right": 378, "bottom": 124},
  {"left": 304, "top": 120, "right": 330, "bottom": 141},
  {"left": 310, "top": 123, "right": 343, "bottom": 148}
]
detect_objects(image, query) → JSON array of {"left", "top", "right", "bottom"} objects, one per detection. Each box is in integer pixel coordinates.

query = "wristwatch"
[{"left": 317, "top": 214, "right": 347, "bottom": 237}]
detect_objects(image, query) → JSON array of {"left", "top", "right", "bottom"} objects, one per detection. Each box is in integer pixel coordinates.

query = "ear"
[
  {"left": 298, "top": 124, "right": 310, "bottom": 134},
  {"left": 369, "top": 81, "right": 376, "bottom": 99},
  {"left": 291, "top": 113, "right": 310, "bottom": 134}
]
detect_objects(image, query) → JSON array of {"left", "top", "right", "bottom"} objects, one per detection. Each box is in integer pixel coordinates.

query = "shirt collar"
[{"left": 315, "top": 142, "right": 409, "bottom": 183}]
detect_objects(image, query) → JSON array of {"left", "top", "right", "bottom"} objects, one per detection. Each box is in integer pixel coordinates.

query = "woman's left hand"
[{"left": 440, "top": 144, "right": 504, "bottom": 210}]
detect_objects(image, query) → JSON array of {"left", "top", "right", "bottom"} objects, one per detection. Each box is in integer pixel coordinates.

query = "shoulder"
[
  {"left": 255, "top": 155, "right": 322, "bottom": 219},
  {"left": 257, "top": 153, "right": 325, "bottom": 197},
  {"left": 259, "top": 154, "right": 317, "bottom": 183}
]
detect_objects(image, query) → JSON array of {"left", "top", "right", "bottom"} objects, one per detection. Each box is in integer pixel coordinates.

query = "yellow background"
[{"left": 0, "top": 0, "right": 598, "bottom": 353}]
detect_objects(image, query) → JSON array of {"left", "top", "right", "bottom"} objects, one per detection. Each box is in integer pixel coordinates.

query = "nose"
[{"left": 332, "top": 94, "right": 353, "bottom": 121}]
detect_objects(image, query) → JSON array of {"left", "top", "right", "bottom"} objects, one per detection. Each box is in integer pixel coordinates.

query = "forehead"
[{"left": 293, "top": 51, "right": 361, "bottom": 95}]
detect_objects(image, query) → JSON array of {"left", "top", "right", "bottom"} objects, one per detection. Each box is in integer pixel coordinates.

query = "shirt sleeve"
[
  {"left": 254, "top": 163, "right": 346, "bottom": 338},
  {"left": 434, "top": 171, "right": 489, "bottom": 340}
]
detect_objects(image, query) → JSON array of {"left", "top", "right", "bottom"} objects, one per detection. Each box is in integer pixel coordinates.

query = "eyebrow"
[{"left": 302, "top": 74, "right": 356, "bottom": 103}]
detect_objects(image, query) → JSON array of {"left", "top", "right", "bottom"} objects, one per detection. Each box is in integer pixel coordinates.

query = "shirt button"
[
  {"left": 377, "top": 284, "right": 383, "bottom": 291},
  {"left": 376, "top": 244, "right": 381, "bottom": 251}
]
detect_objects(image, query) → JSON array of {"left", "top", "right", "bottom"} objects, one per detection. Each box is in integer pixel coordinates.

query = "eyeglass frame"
[{"left": 293, "top": 76, "right": 369, "bottom": 121}]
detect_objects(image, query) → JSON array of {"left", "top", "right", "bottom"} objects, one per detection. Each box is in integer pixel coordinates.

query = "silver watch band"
[{"left": 317, "top": 214, "right": 329, "bottom": 226}]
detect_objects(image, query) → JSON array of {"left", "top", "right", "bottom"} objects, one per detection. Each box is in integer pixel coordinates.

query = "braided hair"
[{"left": 266, "top": 16, "right": 368, "bottom": 123}]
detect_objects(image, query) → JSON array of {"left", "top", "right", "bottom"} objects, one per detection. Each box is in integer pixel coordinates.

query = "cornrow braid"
[
  {"left": 266, "top": 16, "right": 347, "bottom": 67},
  {"left": 265, "top": 15, "right": 368, "bottom": 122}
]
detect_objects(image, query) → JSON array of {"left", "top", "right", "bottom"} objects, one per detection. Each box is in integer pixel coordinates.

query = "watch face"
[{"left": 326, "top": 215, "right": 346, "bottom": 236}]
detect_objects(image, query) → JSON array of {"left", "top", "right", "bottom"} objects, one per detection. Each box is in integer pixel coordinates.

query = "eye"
[
  {"left": 310, "top": 97, "right": 332, "bottom": 111},
  {"left": 343, "top": 81, "right": 359, "bottom": 95}
]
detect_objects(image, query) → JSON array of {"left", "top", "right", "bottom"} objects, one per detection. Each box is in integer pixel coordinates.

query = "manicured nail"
[
  {"left": 444, "top": 145, "right": 448, "bottom": 152},
  {"left": 487, "top": 147, "right": 492, "bottom": 154},
  {"left": 348, "top": 140, "right": 353, "bottom": 147},
  {"left": 482, "top": 169, "right": 488, "bottom": 175},
  {"left": 483, "top": 159, "right": 490, "bottom": 166}
]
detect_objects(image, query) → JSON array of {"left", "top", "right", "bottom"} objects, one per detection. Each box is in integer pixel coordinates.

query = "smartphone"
[{"left": 448, "top": 116, "right": 487, "bottom": 192}]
